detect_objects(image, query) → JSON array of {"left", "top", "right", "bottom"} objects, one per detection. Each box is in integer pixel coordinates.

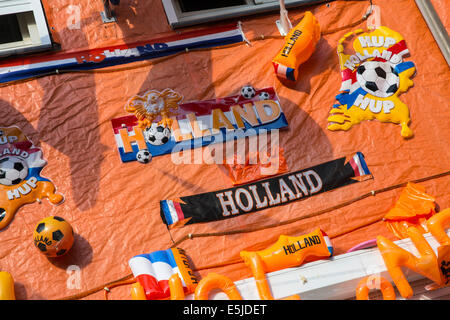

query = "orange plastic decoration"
[
  {"left": 220, "top": 146, "right": 288, "bottom": 186},
  {"left": 0, "top": 272, "right": 15, "bottom": 300},
  {"left": 0, "top": 127, "right": 64, "bottom": 230},
  {"left": 377, "top": 226, "right": 443, "bottom": 298},
  {"left": 124, "top": 89, "right": 182, "bottom": 129},
  {"left": 383, "top": 182, "right": 436, "bottom": 239},
  {"left": 355, "top": 276, "right": 396, "bottom": 300},
  {"left": 272, "top": 11, "right": 321, "bottom": 81},
  {"left": 240, "top": 228, "right": 332, "bottom": 300},
  {"left": 427, "top": 208, "right": 450, "bottom": 286},
  {"left": 168, "top": 273, "right": 186, "bottom": 300},
  {"left": 130, "top": 282, "right": 147, "bottom": 300},
  {"left": 194, "top": 273, "right": 242, "bottom": 300}
]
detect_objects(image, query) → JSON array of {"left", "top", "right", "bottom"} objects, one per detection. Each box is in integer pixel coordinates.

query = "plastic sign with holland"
[
  {"left": 0, "top": 127, "right": 64, "bottom": 230},
  {"left": 111, "top": 87, "right": 289, "bottom": 162},
  {"left": 328, "top": 26, "right": 416, "bottom": 138}
]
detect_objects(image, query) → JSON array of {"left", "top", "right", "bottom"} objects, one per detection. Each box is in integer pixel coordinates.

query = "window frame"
[{"left": 0, "top": 0, "right": 53, "bottom": 57}]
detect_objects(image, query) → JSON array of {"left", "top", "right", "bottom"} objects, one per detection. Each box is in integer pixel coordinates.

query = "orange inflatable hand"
[{"left": 377, "top": 226, "right": 443, "bottom": 298}]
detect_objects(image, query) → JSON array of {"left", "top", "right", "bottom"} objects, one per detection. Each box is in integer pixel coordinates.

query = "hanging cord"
[
  {"left": 57, "top": 170, "right": 450, "bottom": 300},
  {"left": 0, "top": 0, "right": 372, "bottom": 88}
]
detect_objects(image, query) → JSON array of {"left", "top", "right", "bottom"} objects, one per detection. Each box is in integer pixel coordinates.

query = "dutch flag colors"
[
  {"left": 349, "top": 152, "right": 371, "bottom": 177},
  {"left": 128, "top": 248, "right": 197, "bottom": 300}
]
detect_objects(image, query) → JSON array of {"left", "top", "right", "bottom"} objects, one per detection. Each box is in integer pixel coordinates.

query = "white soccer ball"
[
  {"left": 258, "top": 92, "right": 270, "bottom": 100},
  {"left": 136, "top": 149, "right": 152, "bottom": 164},
  {"left": 144, "top": 123, "right": 171, "bottom": 146},
  {"left": 241, "top": 85, "right": 256, "bottom": 99},
  {"left": 0, "top": 157, "right": 28, "bottom": 186},
  {"left": 356, "top": 61, "right": 399, "bottom": 98}
]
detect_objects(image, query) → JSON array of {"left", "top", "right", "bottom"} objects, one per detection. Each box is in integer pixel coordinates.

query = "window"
[
  {"left": 162, "top": 0, "right": 325, "bottom": 29},
  {"left": 0, "top": 0, "right": 53, "bottom": 57}
]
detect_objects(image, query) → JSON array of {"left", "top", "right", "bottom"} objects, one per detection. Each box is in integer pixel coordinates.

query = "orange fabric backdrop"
[{"left": 0, "top": 0, "right": 449, "bottom": 300}]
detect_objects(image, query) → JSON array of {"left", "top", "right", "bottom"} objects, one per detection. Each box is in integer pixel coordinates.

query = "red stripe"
[
  {"left": 158, "top": 279, "right": 171, "bottom": 297},
  {"left": 111, "top": 115, "right": 139, "bottom": 133},
  {"left": 341, "top": 68, "right": 356, "bottom": 82},
  {"left": 173, "top": 201, "right": 184, "bottom": 222},
  {"left": 136, "top": 274, "right": 166, "bottom": 300},
  {"left": 111, "top": 87, "right": 278, "bottom": 125},
  {"left": 387, "top": 40, "right": 407, "bottom": 55},
  {"left": 349, "top": 158, "right": 361, "bottom": 176},
  {"left": 0, "top": 24, "right": 240, "bottom": 68}
]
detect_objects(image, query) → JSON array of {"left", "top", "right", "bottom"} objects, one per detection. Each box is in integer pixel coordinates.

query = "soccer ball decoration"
[
  {"left": 33, "top": 216, "right": 74, "bottom": 258},
  {"left": 356, "top": 61, "right": 399, "bottom": 98},
  {"left": 0, "top": 157, "right": 28, "bottom": 186},
  {"left": 241, "top": 85, "right": 256, "bottom": 99},
  {"left": 258, "top": 92, "right": 270, "bottom": 100},
  {"left": 144, "top": 123, "right": 171, "bottom": 146},
  {"left": 136, "top": 149, "right": 152, "bottom": 164}
]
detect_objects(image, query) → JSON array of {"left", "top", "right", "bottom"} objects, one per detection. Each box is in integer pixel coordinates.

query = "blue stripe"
[
  {"left": 328, "top": 246, "right": 334, "bottom": 256},
  {"left": 28, "top": 167, "right": 50, "bottom": 182},
  {"left": 0, "top": 34, "right": 244, "bottom": 84},
  {"left": 117, "top": 113, "right": 288, "bottom": 163},
  {"left": 286, "top": 67, "right": 296, "bottom": 81},
  {"left": 161, "top": 200, "right": 173, "bottom": 225},
  {"left": 356, "top": 152, "right": 371, "bottom": 175},
  {"left": 394, "top": 61, "right": 415, "bottom": 74},
  {"left": 149, "top": 249, "right": 177, "bottom": 268}
]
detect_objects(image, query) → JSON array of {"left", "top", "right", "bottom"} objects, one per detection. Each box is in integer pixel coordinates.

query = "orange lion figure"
[
  {"left": 0, "top": 127, "right": 64, "bottom": 230},
  {"left": 125, "top": 88, "right": 183, "bottom": 129}
]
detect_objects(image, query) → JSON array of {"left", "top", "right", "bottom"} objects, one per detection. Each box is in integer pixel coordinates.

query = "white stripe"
[
  {"left": 173, "top": 266, "right": 187, "bottom": 288},
  {"left": 27, "top": 150, "right": 46, "bottom": 168},
  {"left": 1, "top": 29, "right": 241, "bottom": 75},
  {"left": 165, "top": 29, "right": 242, "bottom": 48},
  {"left": 349, "top": 81, "right": 361, "bottom": 94},
  {"left": 339, "top": 79, "right": 352, "bottom": 92},
  {"left": 129, "top": 256, "right": 157, "bottom": 278},
  {"left": 277, "top": 64, "right": 288, "bottom": 78},
  {"left": 323, "top": 236, "right": 332, "bottom": 249},
  {"left": 353, "top": 154, "right": 364, "bottom": 175},
  {"left": 167, "top": 200, "right": 179, "bottom": 224},
  {"left": 0, "top": 58, "right": 77, "bottom": 74},
  {"left": 152, "top": 261, "right": 174, "bottom": 281}
]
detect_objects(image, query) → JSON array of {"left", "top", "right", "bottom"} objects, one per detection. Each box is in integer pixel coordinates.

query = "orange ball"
[{"left": 33, "top": 216, "right": 74, "bottom": 257}]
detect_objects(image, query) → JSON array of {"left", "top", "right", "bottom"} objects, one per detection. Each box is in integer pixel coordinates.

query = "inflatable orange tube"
[
  {"left": 194, "top": 273, "right": 242, "bottom": 300},
  {"left": 427, "top": 208, "right": 450, "bottom": 246},
  {"left": 356, "top": 276, "right": 396, "bottom": 300},
  {"left": 240, "top": 228, "right": 332, "bottom": 299},
  {"left": 168, "top": 273, "right": 185, "bottom": 300},
  {"left": 130, "top": 282, "right": 147, "bottom": 300},
  {"left": 0, "top": 272, "right": 15, "bottom": 300}
]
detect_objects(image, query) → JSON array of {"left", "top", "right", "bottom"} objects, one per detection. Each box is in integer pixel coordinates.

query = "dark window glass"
[
  {"left": 0, "top": 14, "right": 23, "bottom": 44},
  {"left": 178, "top": 0, "right": 246, "bottom": 12}
]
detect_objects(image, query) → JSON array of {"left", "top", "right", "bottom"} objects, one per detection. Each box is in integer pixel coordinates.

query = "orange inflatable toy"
[
  {"left": 377, "top": 226, "right": 444, "bottom": 298},
  {"left": 240, "top": 228, "right": 332, "bottom": 299},
  {"left": 355, "top": 276, "right": 396, "bottom": 300},
  {"left": 427, "top": 208, "right": 450, "bottom": 286},
  {"left": 383, "top": 182, "right": 436, "bottom": 239},
  {"left": 272, "top": 11, "right": 321, "bottom": 81},
  {"left": 194, "top": 273, "right": 242, "bottom": 300}
]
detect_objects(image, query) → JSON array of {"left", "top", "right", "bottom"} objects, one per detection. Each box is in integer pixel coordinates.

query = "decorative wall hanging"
[
  {"left": 0, "top": 127, "right": 64, "bottom": 230},
  {"left": 160, "top": 152, "right": 372, "bottom": 228},
  {"left": 327, "top": 26, "right": 416, "bottom": 138},
  {"left": 0, "top": 24, "right": 246, "bottom": 84},
  {"left": 111, "top": 87, "right": 288, "bottom": 162}
]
